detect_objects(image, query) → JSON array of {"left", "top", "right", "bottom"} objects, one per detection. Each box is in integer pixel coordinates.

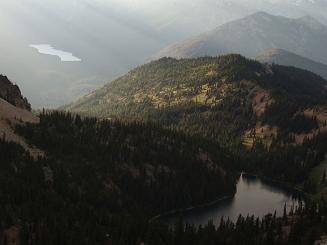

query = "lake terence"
[{"left": 161, "top": 173, "right": 302, "bottom": 226}]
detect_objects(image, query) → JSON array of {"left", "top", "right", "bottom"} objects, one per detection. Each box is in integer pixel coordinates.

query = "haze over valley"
[
  {"left": 1, "top": 1, "right": 327, "bottom": 244},
  {"left": 1, "top": 0, "right": 327, "bottom": 108}
]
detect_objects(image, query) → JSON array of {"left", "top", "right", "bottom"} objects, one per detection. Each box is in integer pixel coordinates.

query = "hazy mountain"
[
  {"left": 153, "top": 12, "right": 327, "bottom": 65},
  {"left": 0, "top": 0, "right": 168, "bottom": 108},
  {"left": 256, "top": 49, "right": 327, "bottom": 80}
]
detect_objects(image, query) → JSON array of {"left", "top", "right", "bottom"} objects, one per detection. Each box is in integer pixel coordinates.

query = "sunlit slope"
[{"left": 64, "top": 54, "right": 327, "bottom": 148}]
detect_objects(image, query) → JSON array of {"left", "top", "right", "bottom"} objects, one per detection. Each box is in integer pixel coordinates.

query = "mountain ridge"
[
  {"left": 152, "top": 12, "right": 327, "bottom": 65},
  {"left": 256, "top": 48, "right": 327, "bottom": 80},
  {"left": 64, "top": 54, "right": 327, "bottom": 150}
]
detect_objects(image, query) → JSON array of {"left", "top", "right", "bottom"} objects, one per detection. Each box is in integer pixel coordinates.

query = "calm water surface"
[
  {"left": 162, "top": 174, "right": 302, "bottom": 226},
  {"left": 30, "top": 44, "right": 81, "bottom": 62}
]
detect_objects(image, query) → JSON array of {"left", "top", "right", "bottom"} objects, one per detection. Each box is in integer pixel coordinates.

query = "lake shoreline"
[
  {"left": 149, "top": 194, "right": 235, "bottom": 223},
  {"left": 242, "top": 172, "right": 305, "bottom": 195},
  {"left": 150, "top": 172, "right": 304, "bottom": 225}
]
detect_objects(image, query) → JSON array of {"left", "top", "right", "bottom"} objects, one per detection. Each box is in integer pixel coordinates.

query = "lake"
[
  {"left": 161, "top": 173, "right": 302, "bottom": 226},
  {"left": 29, "top": 44, "right": 81, "bottom": 62}
]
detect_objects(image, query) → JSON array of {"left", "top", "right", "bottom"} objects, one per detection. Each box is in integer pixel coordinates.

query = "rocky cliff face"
[
  {"left": 0, "top": 75, "right": 43, "bottom": 159},
  {"left": 0, "top": 75, "right": 31, "bottom": 111}
]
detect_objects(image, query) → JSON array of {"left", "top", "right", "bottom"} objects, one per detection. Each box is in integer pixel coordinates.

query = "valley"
[
  {"left": 59, "top": 54, "right": 327, "bottom": 243},
  {"left": 1, "top": 55, "right": 327, "bottom": 245},
  {"left": 1, "top": 2, "right": 327, "bottom": 244}
]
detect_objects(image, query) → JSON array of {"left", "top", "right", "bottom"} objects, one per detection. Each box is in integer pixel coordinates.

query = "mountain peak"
[
  {"left": 246, "top": 11, "right": 281, "bottom": 22},
  {"left": 251, "top": 11, "right": 274, "bottom": 18},
  {"left": 153, "top": 12, "right": 327, "bottom": 65}
]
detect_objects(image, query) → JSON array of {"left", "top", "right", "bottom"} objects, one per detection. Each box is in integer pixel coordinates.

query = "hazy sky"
[{"left": 0, "top": 0, "right": 326, "bottom": 108}]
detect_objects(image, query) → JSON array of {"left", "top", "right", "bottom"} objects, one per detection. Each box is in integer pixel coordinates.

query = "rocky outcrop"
[
  {"left": 0, "top": 76, "right": 43, "bottom": 158},
  {"left": 0, "top": 75, "right": 31, "bottom": 111}
]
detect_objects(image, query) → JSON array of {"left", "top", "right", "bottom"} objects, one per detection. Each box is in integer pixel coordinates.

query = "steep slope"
[
  {"left": 64, "top": 54, "right": 327, "bottom": 184},
  {"left": 65, "top": 54, "right": 327, "bottom": 144},
  {"left": 0, "top": 75, "right": 42, "bottom": 158},
  {"left": 0, "top": 75, "right": 236, "bottom": 243},
  {"left": 0, "top": 75, "right": 31, "bottom": 110},
  {"left": 0, "top": 111, "right": 236, "bottom": 243},
  {"left": 3, "top": 119, "right": 327, "bottom": 243},
  {"left": 256, "top": 49, "right": 327, "bottom": 80},
  {"left": 152, "top": 12, "right": 327, "bottom": 65},
  {"left": 0, "top": 98, "right": 41, "bottom": 156}
]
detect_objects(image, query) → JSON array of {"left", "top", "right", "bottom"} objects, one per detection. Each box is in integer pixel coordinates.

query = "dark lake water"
[{"left": 161, "top": 173, "right": 302, "bottom": 226}]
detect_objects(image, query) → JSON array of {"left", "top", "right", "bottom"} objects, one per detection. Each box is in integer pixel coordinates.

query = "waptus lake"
[
  {"left": 29, "top": 44, "right": 81, "bottom": 62},
  {"left": 162, "top": 174, "right": 302, "bottom": 226}
]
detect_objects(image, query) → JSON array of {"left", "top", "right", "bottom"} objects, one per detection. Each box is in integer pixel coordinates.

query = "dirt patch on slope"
[
  {"left": 304, "top": 107, "right": 327, "bottom": 125},
  {"left": 243, "top": 122, "right": 279, "bottom": 149},
  {"left": 252, "top": 89, "right": 274, "bottom": 117},
  {"left": 0, "top": 98, "right": 43, "bottom": 159},
  {"left": 292, "top": 107, "right": 327, "bottom": 144}
]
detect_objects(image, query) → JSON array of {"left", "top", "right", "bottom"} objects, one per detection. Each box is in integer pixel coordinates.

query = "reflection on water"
[
  {"left": 162, "top": 173, "right": 302, "bottom": 226},
  {"left": 30, "top": 44, "right": 81, "bottom": 62}
]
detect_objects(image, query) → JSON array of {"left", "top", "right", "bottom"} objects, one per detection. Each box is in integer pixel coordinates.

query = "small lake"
[
  {"left": 29, "top": 44, "right": 81, "bottom": 62},
  {"left": 161, "top": 174, "right": 302, "bottom": 226}
]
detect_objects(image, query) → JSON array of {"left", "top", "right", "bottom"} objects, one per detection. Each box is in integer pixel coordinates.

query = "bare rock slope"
[
  {"left": 0, "top": 75, "right": 31, "bottom": 110},
  {"left": 0, "top": 75, "right": 43, "bottom": 158}
]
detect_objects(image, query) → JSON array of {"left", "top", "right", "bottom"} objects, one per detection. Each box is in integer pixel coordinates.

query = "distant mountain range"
[
  {"left": 256, "top": 49, "right": 327, "bottom": 80},
  {"left": 153, "top": 12, "right": 327, "bottom": 65},
  {"left": 1, "top": 0, "right": 327, "bottom": 108}
]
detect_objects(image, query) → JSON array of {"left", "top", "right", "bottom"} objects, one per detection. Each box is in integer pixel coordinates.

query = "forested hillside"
[
  {"left": 0, "top": 111, "right": 326, "bottom": 244},
  {"left": 64, "top": 54, "right": 327, "bottom": 185},
  {"left": 0, "top": 132, "right": 325, "bottom": 245},
  {"left": 64, "top": 55, "right": 327, "bottom": 147},
  {"left": 0, "top": 111, "right": 237, "bottom": 244},
  {"left": 16, "top": 111, "right": 236, "bottom": 216},
  {"left": 1, "top": 55, "right": 327, "bottom": 244}
]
